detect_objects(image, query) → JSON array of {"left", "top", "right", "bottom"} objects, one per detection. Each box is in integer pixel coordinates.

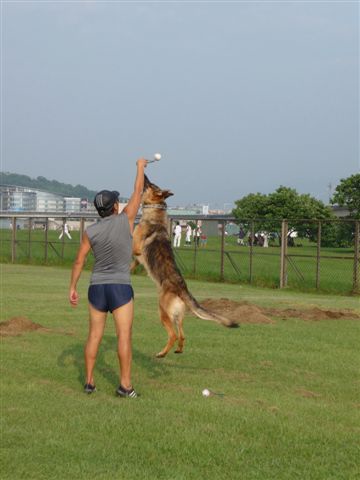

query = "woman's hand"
[
  {"left": 69, "top": 288, "right": 79, "bottom": 307},
  {"left": 136, "top": 158, "right": 148, "bottom": 169}
]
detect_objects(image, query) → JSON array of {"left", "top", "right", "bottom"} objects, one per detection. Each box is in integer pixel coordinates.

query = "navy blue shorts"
[{"left": 88, "top": 284, "right": 134, "bottom": 313}]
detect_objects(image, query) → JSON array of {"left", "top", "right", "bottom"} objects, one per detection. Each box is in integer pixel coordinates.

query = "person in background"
[
  {"left": 195, "top": 224, "right": 201, "bottom": 247},
  {"left": 263, "top": 232, "right": 269, "bottom": 248},
  {"left": 200, "top": 232, "right": 207, "bottom": 247},
  {"left": 173, "top": 222, "right": 182, "bottom": 248},
  {"left": 237, "top": 227, "right": 245, "bottom": 246},
  {"left": 185, "top": 224, "right": 192, "bottom": 245},
  {"left": 59, "top": 222, "right": 72, "bottom": 240}
]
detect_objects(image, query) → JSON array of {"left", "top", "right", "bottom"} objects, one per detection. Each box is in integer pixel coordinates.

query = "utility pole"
[{"left": 328, "top": 183, "right": 332, "bottom": 204}]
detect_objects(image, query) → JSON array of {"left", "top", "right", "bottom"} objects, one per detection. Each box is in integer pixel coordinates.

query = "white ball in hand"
[{"left": 154, "top": 153, "right": 162, "bottom": 161}]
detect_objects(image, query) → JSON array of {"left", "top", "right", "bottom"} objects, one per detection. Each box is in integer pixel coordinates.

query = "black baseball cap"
[{"left": 94, "top": 190, "right": 120, "bottom": 217}]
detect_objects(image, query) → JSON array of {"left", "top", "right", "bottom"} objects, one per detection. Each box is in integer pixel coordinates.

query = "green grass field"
[
  {"left": 1, "top": 264, "right": 359, "bottom": 479},
  {"left": 0, "top": 229, "right": 357, "bottom": 294}
]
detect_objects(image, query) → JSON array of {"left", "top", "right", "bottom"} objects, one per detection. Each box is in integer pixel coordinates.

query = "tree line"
[
  {"left": 232, "top": 174, "right": 360, "bottom": 248},
  {"left": 0, "top": 172, "right": 97, "bottom": 200}
]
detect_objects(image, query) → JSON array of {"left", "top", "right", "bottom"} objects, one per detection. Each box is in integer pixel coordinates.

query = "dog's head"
[{"left": 142, "top": 175, "right": 173, "bottom": 205}]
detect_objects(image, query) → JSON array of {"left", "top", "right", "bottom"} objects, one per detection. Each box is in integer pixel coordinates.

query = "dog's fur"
[{"left": 132, "top": 175, "right": 238, "bottom": 358}]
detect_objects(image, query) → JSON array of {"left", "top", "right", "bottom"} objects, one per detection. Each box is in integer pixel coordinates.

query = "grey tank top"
[{"left": 86, "top": 212, "right": 132, "bottom": 285}]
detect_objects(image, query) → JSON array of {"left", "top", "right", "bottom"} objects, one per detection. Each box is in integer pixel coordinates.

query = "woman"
[
  {"left": 69, "top": 158, "right": 147, "bottom": 397},
  {"left": 185, "top": 224, "right": 192, "bottom": 245}
]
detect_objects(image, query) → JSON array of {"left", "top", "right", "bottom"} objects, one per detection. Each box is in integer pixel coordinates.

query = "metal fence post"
[
  {"left": 220, "top": 221, "right": 225, "bottom": 281},
  {"left": 193, "top": 222, "right": 198, "bottom": 275},
  {"left": 280, "top": 220, "right": 288, "bottom": 288},
  {"left": 249, "top": 221, "right": 254, "bottom": 283},
  {"left": 80, "top": 217, "right": 85, "bottom": 243},
  {"left": 61, "top": 217, "right": 66, "bottom": 259},
  {"left": 353, "top": 220, "right": 359, "bottom": 294},
  {"left": 316, "top": 220, "right": 321, "bottom": 289},
  {"left": 44, "top": 218, "right": 49, "bottom": 262},
  {"left": 11, "top": 217, "right": 16, "bottom": 263},
  {"left": 28, "top": 218, "right": 33, "bottom": 260}
]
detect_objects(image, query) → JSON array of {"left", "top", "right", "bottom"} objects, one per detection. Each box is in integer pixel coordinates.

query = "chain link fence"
[
  {"left": 169, "top": 217, "right": 359, "bottom": 295},
  {"left": 0, "top": 215, "right": 90, "bottom": 266},
  {"left": 1, "top": 214, "right": 359, "bottom": 294}
]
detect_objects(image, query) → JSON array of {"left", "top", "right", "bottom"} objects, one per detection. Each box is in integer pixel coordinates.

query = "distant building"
[
  {"left": 166, "top": 205, "right": 203, "bottom": 216},
  {"left": 80, "top": 198, "right": 88, "bottom": 210},
  {"left": 202, "top": 205, "right": 209, "bottom": 215},
  {"left": 0, "top": 185, "right": 78, "bottom": 213},
  {"left": 64, "top": 197, "right": 81, "bottom": 213},
  {"left": 36, "top": 190, "right": 64, "bottom": 212},
  {"left": 331, "top": 205, "right": 350, "bottom": 218},
  {"left": 0, "top": 186, "right": 37, "bottom": 211}
]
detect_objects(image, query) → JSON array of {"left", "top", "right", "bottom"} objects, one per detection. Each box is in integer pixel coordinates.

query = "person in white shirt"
[
  {"left": 173, "top": 222, "right": 182, "bottom": 248},
  {"left": 263, "top": 233, "right": 269, "bottom": 248},
  {"left": 185, "top": 225, "right": 192, "bottom": 245},
  {"left": 59, "top": 222, "right": 72, "bottom": 240}
]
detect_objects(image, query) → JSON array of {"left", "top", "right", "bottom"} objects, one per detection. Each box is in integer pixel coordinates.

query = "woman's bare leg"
[
  {"left": 112, "top": 300, "right": 134, "bottom": 389},
  {"left": 85, "top": 304, "right": 107, "bottom": 385}
]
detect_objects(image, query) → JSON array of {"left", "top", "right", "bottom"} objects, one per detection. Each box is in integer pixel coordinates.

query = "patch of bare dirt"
[
  {"left": 0, "top": 317, "right": 50, "bottom": 337},
  {"left": 200, "top": 298, "right": 274, "bottom": 324},
  {"left": 199, "top": 298, "right": 360, "bottom": 324},
  {"left": 263, "top": 306, "right": 360, "bottom": 321}
]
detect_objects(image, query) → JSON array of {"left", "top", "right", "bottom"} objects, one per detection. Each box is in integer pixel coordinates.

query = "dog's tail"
[{"left": 182, "top": 292, "right": 239, "bottom": 328}]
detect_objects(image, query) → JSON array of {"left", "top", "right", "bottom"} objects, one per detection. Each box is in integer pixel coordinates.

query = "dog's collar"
[{"left": 142, "top": 204, "right": 167, "bottom": 210}]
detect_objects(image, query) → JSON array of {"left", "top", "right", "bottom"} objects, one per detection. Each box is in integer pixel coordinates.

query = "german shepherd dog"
[{"left": 132, "top": 175, "right": 238, "bottom": 358}]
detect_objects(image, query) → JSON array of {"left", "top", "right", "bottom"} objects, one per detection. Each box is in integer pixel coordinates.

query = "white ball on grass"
[{"left": 202, "top": 389, "right": 210, "bottom": 397}]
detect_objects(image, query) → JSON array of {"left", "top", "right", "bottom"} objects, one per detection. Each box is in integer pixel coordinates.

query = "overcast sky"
[{"left": 1, "top": 1, "right": 359, "bottom": 208}]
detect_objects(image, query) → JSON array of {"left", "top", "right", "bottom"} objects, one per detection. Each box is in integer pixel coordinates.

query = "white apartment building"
[
  {"left": 64, "top": 197, "right": 81, "bottom": 213},
  {"left": 0, "top": 185, "right": 81, "bottom": 213}
]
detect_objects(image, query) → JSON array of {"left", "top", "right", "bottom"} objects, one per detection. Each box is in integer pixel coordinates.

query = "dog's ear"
[
  {"left": 162, "top": 190, "right": 173, "bottom": 199},
  {"left": 144, "top": 174, "right": 152, "bottom": 190},
  {"left": 144, "top": 174, "right": 163, "bottom": 192}
]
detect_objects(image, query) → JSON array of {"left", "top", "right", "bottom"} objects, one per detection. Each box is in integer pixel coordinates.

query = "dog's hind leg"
[
  {"left": 174, "top": 299, "right": 186, "bottom": 354},
  {"left": 156, "top": 295, "right": 178, "bottom": 358},
  {"left": 130, "top": 258, "right": 140, "bottom": 273}
]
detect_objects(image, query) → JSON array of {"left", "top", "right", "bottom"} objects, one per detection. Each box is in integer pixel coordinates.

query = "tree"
[
  {"left": 232, "top": 186, "right": 334, "bottom": 244},
  {"left": 232, "top": 192, "right": 269, "bottom": 220},
  {"left": 1, "top": 171, "right": 97, "bottom": 199},
  {"left": 232, "top": 193, "right": 271, "bottom": 238},
  {"left": 331, "top": 173, "right": 360, "bottom": 219}
]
